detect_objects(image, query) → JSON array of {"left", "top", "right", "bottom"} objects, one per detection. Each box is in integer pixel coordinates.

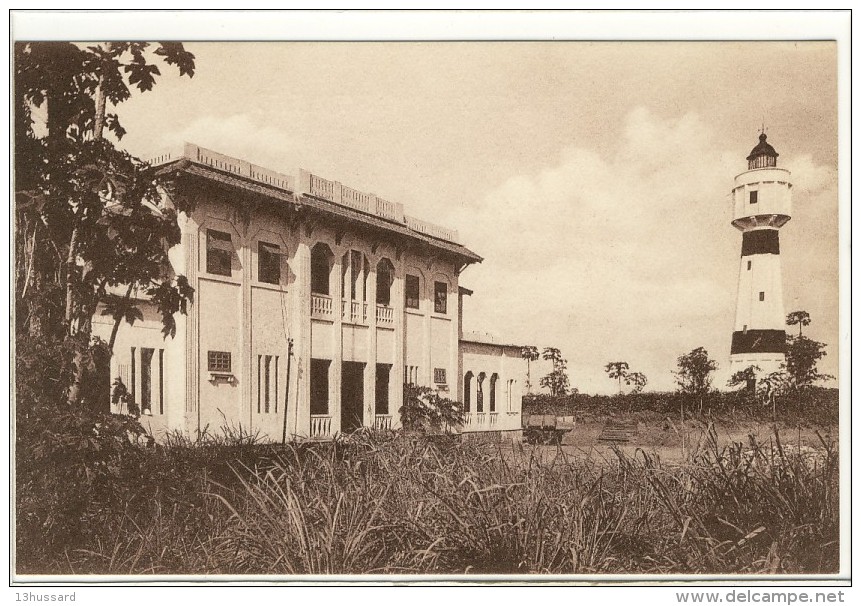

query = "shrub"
[
  {"left": 16, "top": 335, "right": 149, "bottom": 570},
  {"left": 399, "top": 383, "right": 464, "bottom": 433},
  {"left": 523, "top": 388, "right": 838, "bottom": 426}
]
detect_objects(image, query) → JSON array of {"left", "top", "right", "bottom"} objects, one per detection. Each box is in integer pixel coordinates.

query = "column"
[
  {"left": 392, "top": 263, "right": 405, "bottom": 429},
  {"left": 240, "top": 237, "right": 253, "bottom": 429},
  {"left": 293, "top": 239, "right": 312, "bottom": 439},
  {"left": 184, "top": 223, "right": 200, "bottom": 436},
  {"left": 331, "top": 249, "right": 343, "bottom": 435},
  {"left": 365, "top": 260, "right": 377, "bottom": 428}
]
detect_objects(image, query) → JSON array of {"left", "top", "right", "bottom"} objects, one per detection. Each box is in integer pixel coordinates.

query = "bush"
[
  {"left": 399, "top": 383, "right": 464, "bottom": 433},
  {"left": 16, "top": 335, "right": 149, "bottom": 569},
  {"left": 523, "top": 388, "right": 838, "bottom": 426}
]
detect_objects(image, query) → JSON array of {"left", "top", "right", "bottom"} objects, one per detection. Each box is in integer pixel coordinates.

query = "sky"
[{"left": 107, "top": 40, "right": 839, "bottom": 394}]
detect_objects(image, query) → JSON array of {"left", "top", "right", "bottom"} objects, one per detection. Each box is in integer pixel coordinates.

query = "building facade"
[
  {"left": 729, "top": 133, "right": 792, "bottom": 378},
  {"left": 92, "top": 143, "right": 523, "bottom": 441}
]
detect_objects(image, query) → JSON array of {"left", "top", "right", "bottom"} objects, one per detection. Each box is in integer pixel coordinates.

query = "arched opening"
[
  {"left": 476, "top": 372, "right": 486, "bottom": 413},
  {"left": 463, "top": 371, "right": 473, "bottom": 413},
  {"left": 489, "top": 373, "right": 498, "bottom": 412},
  {"left": 310, "top": 243, "right": 333, "bottom": 295},
  {"left": 376, "top": 258, "right": 395, "bottom": 306},
  {"left": 341, "top": 250, "right": 369, "bottom": 302}
]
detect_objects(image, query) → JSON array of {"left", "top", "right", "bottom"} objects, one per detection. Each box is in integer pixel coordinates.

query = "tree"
[
  {"left": 786, "top": 310, "right": 811, "bottom": 338},
  {"left": 727, "top": 365, "right": 761, "bottom": 392},
  {"left": 521, "top": 345, "right": 540, "bottom": 394},
  {"left": 625, "top": 371, "right": 648, "bottom": 394},
  {"left": 785, "top": 335, "right": 832, "bottom": 390},
  {"left": 539, "top": 347, "right": 570, "bottom": 396},
  {"left": 399, "top": 383, "right": 464, "bottom": 433},
  {"left": 604, "top": 361, "right": 629, "bottom": 394},
  {"left": 15, "top": 42, "right": 196, "bottom": 408},
  {"left": 674, "top": 347, "right": 717, "bottom": 396}
]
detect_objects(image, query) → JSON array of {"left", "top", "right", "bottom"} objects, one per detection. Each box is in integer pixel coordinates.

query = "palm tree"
[
  {"left": 786, "top": 310, "right": 811, "bottom": 337},
  {"left": 521, "top": 345, "right": 540, "bottom": 394},
  {"left": 604, "top": 361, "right": 629, "bottom": 394}
]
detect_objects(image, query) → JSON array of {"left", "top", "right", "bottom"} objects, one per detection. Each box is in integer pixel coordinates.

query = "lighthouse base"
[{"left": 729, "top": 353, "right": 786, "bottom": 382}]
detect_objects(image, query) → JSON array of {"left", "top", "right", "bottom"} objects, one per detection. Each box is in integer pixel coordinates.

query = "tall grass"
[{"left": 18, "top": 429, "right": 839, "bottom": 576}]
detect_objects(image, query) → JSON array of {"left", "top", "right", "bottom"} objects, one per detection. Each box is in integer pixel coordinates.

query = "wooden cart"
[{"left": 522, "top": 413, "right": 576, "bottom": 445}]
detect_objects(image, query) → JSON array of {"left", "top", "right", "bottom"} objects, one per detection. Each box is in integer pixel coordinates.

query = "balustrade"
[
  {"left": 311, "top": 293, "right": 333, "bottom": 319},
  {"left": 375, "top": 415, "right": 393, "bottom": 430},
  {"left": 149, "top": 146, "right": 460, "bottom": 244},
  {"left": 310, "top": 415, "right": 332, "bottom": 439},
  {"left": 376, "top": 304, "right": 394, "bottom": 325}
]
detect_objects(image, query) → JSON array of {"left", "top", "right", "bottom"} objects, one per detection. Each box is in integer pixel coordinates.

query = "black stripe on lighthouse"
[
  {"left": 730, "top": 329, "right": 787, "bottom": 355},
  {"left": 741, "top": 229, "right": 780, "bottom": 256}
]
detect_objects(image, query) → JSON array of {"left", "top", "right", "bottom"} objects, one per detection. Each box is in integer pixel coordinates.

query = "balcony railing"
[
  {"left": 462, "top": 410, "right": 520, "bottom": 432},
  {"left": 310, "top": 415, "right": 332, "bottom": 439},
  {"left": 311, "top": 293, "right": 333, "bottom": 319},
  {"left": 342, "top": 300, "right": 367, "bottom": 324},
  {"left": 376, "top": 304, "right": 394, "bottom": 326},
  {"left": 375, "top": 414, "right": 393, "bottom": 430}
]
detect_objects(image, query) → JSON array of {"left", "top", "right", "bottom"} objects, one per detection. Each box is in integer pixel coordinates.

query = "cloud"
[{"left": 455, "top": 108, "right": 838, "bottom": 394}]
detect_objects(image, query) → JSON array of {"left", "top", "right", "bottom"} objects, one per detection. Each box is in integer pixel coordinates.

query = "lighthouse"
[{"left": 729, "top": 133, "right": 792, "bottom": 378}]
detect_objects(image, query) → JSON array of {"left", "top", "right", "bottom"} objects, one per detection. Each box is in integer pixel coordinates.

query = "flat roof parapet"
[{"left": 149, "top": 142, "right": 460, "bottom": 244}]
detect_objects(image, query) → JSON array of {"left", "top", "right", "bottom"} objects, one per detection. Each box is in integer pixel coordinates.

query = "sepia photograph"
[{"left": 9, "top": 9, "right": 850, "bottom": 591}]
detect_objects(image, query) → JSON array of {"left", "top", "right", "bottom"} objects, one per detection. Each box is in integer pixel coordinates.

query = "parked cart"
[{"left": 522, "top": 413, "right": 576, "bottom": 445}]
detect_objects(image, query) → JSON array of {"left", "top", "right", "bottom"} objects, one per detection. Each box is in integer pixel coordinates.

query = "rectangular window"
[
  {"left": 208, "top": 350, "right": 232, "bottom": 373},
  {"left": 128, "top": 347, "right": 164, "bottom": 415},
  {"left": 405, "top": 274, "right": 420, "bottom": 309},
  {"left": 258, "top": 241, "right": 281, "bottom": 284},
  {"left": 257, "top": 355, "right": 281, "bottom": 414},
  {"left": 158, "top": 350, "right": 164, "bottom": 415},
  {"left": 434, "top": 281, "right": 448, "bottom": 314},
  {"left": 759, "top": 291, "right": 765, "bottom": 301},
  {"left": 747, "top": 260, "right": 752, "bottom": 271},
  {"left": 141, "top": 348, "right": 154, "bottom": 414},
  {"left": 264, "top": 355, "right": 272, "bottom": 413},
  {"left": 310, "top": 358, "right": 330, "bottom": 415},
  {"left": 749, "top": 190, "right": 758, "bottom": 205},
  {"left": 130, "top": 347, "right": 136, "bottom": 413},
  {"left": 206, "top": 229, "right": 233, "bottom": 276},
  {"left": 434, "top": 368, "right": 447, "bottom": 384}
]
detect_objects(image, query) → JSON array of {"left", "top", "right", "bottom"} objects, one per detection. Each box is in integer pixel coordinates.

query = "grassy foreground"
[{"left": 17, "top": 426, "right": 838, "bottom": 576}]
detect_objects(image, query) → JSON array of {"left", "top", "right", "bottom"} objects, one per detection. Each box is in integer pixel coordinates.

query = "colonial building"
[{"left": 92, "top": 143, "right": 524, "bottom": 441}]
